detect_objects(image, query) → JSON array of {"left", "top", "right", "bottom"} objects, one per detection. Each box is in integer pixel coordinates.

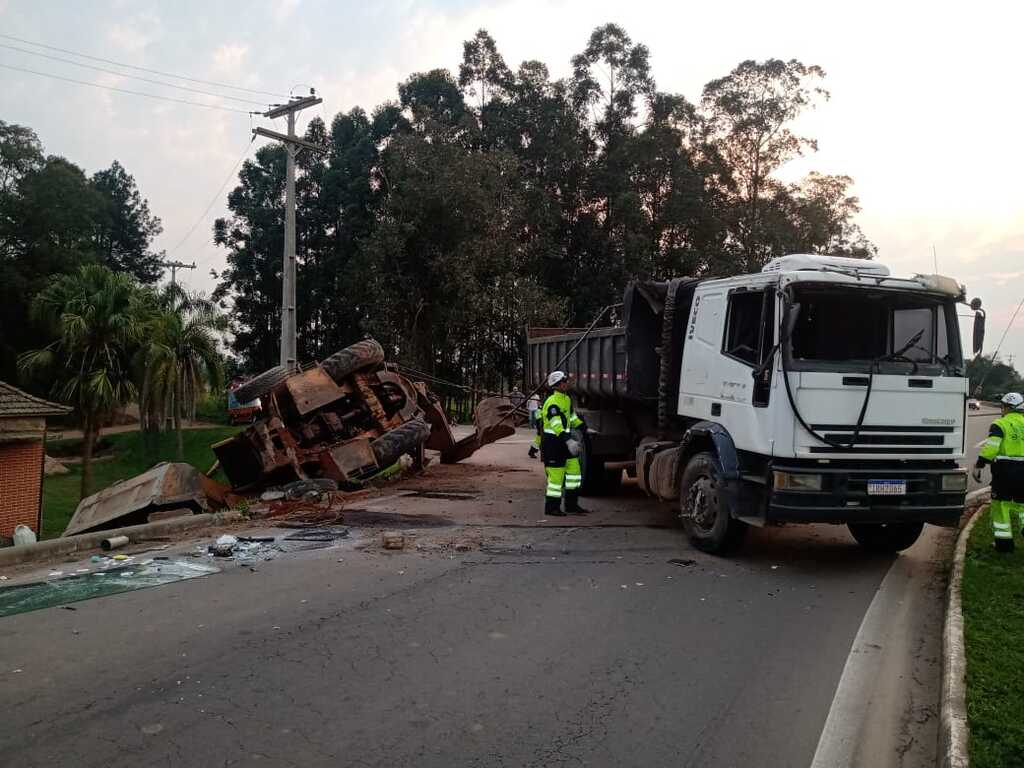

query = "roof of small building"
[{"left": 0, "top": 380, "right": 72, "bottom": 418}]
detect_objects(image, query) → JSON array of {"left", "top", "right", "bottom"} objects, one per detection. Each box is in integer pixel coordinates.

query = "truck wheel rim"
[{"left": 687, "top": 475, "right": 718, "bottom": 531}]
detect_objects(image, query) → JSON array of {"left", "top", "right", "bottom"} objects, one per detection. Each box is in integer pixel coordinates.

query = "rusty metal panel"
[
  {"left": 320, "top": 438, "right": 378, "bottom": 482},
  {"left": 284, "top": 366, "right": 345, "bottom": 416},
  {"left": 440, "top": 397, "right": 516, "bottom": 464},
  {"left": 64, "top": 462, "right": 210, "bottom": 536}
]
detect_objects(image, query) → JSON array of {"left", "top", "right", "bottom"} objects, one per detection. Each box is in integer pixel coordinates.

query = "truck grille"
[{"left": 806, "top": 424, "right": 957, "bottom": 455}]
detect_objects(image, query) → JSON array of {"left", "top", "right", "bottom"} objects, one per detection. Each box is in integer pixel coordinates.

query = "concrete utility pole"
[
  {"left": 254, "top": 92, "right": 324, "bottom": 371},
  {"left": 158, "top": 259, "right": 196, "bottom": 286}
]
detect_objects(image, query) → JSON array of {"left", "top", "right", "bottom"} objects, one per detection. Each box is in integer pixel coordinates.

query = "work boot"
[
  {"left": 545, "top": 498, "right": 566, "bottom": 517},
  {"left": 528, "top": 446, "right": 538, "bottom": 459},
  {"left": 564, "top": 491, "right": 590, "bottom": 515},
  {"left": 994, "top": 538, "right": 1015, "bottom": 553}
]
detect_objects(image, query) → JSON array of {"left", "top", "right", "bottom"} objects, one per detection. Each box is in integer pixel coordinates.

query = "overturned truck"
[{"left": 214, "top": 340, "right": 514, "bottom": 490}]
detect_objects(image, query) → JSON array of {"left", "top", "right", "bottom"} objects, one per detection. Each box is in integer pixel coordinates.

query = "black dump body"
[{"left": 527, "top": 279, "right": 699, "bottom": 415}]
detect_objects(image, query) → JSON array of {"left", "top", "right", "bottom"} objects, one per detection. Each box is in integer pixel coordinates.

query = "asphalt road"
[{"left": 0, "top": 413, "right": 996, "bottom": 768}]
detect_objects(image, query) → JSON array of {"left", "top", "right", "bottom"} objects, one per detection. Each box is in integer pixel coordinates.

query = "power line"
[
  {"left": 0, "top": 42, "right": 268, "bottom": 106},
  {"left": 0, "top": 62, "right": 254, "bottom": 114},
  {"left": 0, "top": 32, "right": 288, "bottom": 98},
  {"left": 166, "top": 137, "right": 256, "bottom": 256}
]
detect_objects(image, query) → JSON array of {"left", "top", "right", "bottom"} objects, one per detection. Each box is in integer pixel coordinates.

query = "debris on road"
[
  {"left": 100, "top": 535, "right": 129, "bottom": 551},
  {"left": 63, "top": 462, "right": 226, "bottom": 537},
  {"left": 212, "top": 535, "right": 239, "bottom": 557},
  {"left": 382, "top": 531, "right": 405, "bottom": 550},
  {"left": 0, "top": 560, "right": 219, "bottom": 618}
]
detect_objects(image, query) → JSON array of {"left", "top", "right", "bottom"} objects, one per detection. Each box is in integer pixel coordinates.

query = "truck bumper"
[{"left": 765, "top": 462, "right": 966, "bottom": 527}]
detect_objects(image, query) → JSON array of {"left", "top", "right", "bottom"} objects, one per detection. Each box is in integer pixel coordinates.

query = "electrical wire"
[
  {"left": 0, "top": 62, "right": 254, "bottom": 113},
  {"left": 0, "top": 32, "right": 288, "bottom": 98},
  {"left": 165, "top": 137, "right": 256, "bottom": 256},
  {"left": 0, "top": 42, "right": 268, "bottom": 106}
]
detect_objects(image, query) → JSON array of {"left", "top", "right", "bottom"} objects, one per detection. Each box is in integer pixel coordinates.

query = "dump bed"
[
  {"left": 526, "top": 326, "right": 630, "bottom": 400},
  {"left": 526, "top": 278, "right": 699, "bottom": 407}
]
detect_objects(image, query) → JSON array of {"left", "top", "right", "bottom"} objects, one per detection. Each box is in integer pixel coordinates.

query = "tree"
[
  {"left": 702, "top": 59, "right": 829, "bottom": 269},
  {"left": 141, "top": 285, "right": 226, "bottom": 461},
  {"left": 18, "top": 265, "right": 144, "bottom": 498},
  {"left": 458, "top": 29, "right": 512, "bottom": 111},
  {"left": 967, "top": 357, "right": 1024, "bottom": 402},
  {"left": 91, "top": 161, "right": 164, "bottom": 282}
]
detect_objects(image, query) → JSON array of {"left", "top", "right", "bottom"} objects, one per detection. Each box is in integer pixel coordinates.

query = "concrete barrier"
[{"left": 0, "top": 511, "right": 245, "bottom": 568}]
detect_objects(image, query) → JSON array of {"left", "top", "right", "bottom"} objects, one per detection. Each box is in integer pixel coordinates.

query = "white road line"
[{"left": 809, "top": 554, "right": 910, "bottom": 768}]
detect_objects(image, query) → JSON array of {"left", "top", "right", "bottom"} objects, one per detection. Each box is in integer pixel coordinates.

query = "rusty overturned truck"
[{"left": 213, "top": 340, "right": 515, "bottom": 490}]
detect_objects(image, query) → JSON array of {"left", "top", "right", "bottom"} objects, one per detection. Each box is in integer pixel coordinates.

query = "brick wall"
[{"left": 0, "top": 440, "right": 43, "bottom": 538}]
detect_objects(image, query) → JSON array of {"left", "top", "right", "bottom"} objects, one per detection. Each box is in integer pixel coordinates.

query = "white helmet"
[
  {"left": 1001, "top": 392, "right": 1024, "bottom": 409},
  {"left": 546, "top": 370, "right": 568, "bottom": 387}
]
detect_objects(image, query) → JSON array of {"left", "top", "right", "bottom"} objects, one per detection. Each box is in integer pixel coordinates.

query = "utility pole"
[
  {"left": 158, "top": 259, "right": 196, "bottom": 286},
  {"left": 254, "top": 92, "right": 324, "bottom": 371}
]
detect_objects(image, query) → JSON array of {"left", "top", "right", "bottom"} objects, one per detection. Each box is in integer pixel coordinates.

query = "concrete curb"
[
  {"left": 0, "top": 511, "right": 245, "bottom": 568},
  {"left": 940, "top": 500, "right": 987, "bottom": 768}
]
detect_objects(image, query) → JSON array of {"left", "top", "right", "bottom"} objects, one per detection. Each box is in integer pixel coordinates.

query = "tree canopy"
[{"left": 213, "top": 25, "right": 874, "bottom": 392}]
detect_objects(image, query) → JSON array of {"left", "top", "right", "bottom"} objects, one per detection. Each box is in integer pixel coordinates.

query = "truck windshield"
[{"left": 788, "top": 286, "right": 962, "bottom": 370}]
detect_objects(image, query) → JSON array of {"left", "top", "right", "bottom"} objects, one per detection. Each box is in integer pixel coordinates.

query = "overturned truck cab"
[
  {"left": 528, "top": 254, "right": 981, "bottom": 555},
  {"left": 215, "top": 340, "right": 514, "bottom": 491}
]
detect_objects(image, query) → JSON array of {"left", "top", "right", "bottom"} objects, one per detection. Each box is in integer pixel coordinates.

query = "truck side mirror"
[{"left": 972, "top": 302, "right": 985, "bottom": 357}]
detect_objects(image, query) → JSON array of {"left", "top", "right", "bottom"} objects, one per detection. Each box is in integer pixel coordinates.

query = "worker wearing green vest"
[
  {"left": 974, "top": 392, "right": 1024, "bottom": 552},
  {"left": 541, "top": 371, "right": 589, "bottom": 516}
]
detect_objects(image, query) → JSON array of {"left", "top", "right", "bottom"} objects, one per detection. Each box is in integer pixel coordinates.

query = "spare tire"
[
  {"left": 234, "top": 365, "right": 291, "bottom": 403},
  {"left": 371, "top": 419, "right": 431, "bottom": 468},
  {"left": 322, "top": 339, "right": 385, "bottom": 383}
]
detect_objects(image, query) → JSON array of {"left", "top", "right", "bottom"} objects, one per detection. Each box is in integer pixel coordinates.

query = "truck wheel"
[
  {"left": 234, "top": 365, "right": 291, "bottom": 403},
  {"left": 579, "top": 435, "right": 622, "bottom": 496},
  {"left": 371, "top": 419, "right": 431, "bottom": 468},
  {"left": 847, "top": 522, "right": 923, "bottom": 553},
  {"left": 322, "top": 339, "right": 385, "bottom": 383},
  {"left": 679, "top": 451, "right": 747, "bottom": 554}
]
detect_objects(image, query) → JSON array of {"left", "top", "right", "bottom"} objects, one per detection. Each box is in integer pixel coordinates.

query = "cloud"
[
  {"left": 272, "top": 0, "right": 301, "bottom": 22},
  {"left": 106, "top": 11, "right": 162, "bottom": 53},
  {"left": 211, "top": 44, "right": 249, "bottom": 76}
]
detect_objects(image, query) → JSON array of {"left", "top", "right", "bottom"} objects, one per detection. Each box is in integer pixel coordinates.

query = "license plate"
[{"left": 868, "top": 479, "right": 907, "bottom": 496}]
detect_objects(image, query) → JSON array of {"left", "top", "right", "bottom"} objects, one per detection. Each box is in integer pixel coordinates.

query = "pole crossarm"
[
  {"left": 251, "top": 127, "right": 327, "bottom": 154},
  {"left": 263, "top": 95, "right": 321, "bottom": 119}
]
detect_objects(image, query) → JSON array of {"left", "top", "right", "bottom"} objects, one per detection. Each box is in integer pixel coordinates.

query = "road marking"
[{"left": 809, "top": 552, "right": 912, "bottom": 768}]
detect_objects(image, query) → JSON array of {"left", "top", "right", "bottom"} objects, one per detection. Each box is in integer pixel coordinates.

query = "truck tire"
[
  {"left": 847, "top": 522, "right": 923, "bottom": 553},
  {"left": 234, "top": 365, "right": 291, "bottom": 403},
  {"left": 679, "top": 451, "right": 747, "bottom": 554},
  {"left": 371, "top": 418, "right": 431, "bottom": 468},
  {"left": 579, "top": 434, "right": 622, "bottom": 496},
  {"left": 322, "top": 339, "right": 385, "bottom": 383}
]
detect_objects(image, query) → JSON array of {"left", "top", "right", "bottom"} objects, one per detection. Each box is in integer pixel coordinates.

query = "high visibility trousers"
[
  {"left": 545, "top": 457, "right": 582, "bottom": 499},
  {"left": 991, "top": 499, "right": 1014, "bottom": 542}
]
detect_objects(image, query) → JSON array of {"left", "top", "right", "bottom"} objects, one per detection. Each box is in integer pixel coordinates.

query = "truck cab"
[{"left": 527, "top": 253, "right": 981, "bottom": 554}]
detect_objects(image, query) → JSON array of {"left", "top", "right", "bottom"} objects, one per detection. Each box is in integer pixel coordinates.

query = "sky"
[{"left": 1, "top": 0, "right": 1022, "bottom": 366}]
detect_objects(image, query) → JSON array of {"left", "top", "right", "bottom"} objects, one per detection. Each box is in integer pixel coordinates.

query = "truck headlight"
[
  {"left": 942, "top": 473, "right": 968, "bottom": 492},
  {"left": 773, "top": 471, "right": 823, "bottom": 491}
]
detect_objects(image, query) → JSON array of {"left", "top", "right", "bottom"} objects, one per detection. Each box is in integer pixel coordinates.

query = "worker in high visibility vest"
[
  {"left": 541, "top": 371, "right": 589, "bottom": 516},
  {"left": 973, "top": 392, "right": 1024, "bottom": 552}
]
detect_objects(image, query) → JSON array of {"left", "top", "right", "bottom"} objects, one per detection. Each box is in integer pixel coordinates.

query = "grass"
[
  {"left": 962, "top": 506, "right": 1024, "bottom": 767},
  {"left": 42, "top": 426, "right": 240, "bottom": 540}
]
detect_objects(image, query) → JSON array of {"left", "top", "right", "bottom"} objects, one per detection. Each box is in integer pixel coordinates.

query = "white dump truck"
[{"left": 527, "top": 254, "right": 986, "bottom": 554}]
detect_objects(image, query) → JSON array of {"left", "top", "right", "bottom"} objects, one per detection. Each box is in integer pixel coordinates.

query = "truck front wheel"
[
  {"left": 679, "top": 451, "right": 747, "bottom": 555},
  {"left": 847, "top": 522, "right": 923, "bottom": 553}
]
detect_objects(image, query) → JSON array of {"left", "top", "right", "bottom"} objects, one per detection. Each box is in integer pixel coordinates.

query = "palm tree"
[
  {"left": 19, "top": 265, "right": 145, "bottom": 498},
  {"left": 141, "top": 285, "right": 226, "bottom": 461}
]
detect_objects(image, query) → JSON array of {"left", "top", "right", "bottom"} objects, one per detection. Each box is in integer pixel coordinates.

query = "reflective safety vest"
[
  {"left": 979, "top": 412, "right": 1024, "bottom": 463},
  {"left": 541, "top": 391, "right": 583, "bottom": 436}
]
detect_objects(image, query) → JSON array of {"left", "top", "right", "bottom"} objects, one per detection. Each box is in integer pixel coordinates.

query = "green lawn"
[
  {"left": 42, "top": 427, "right": 239, "bottom": 540},
  {"left": 963, "top": 506, "right": 1024, "bottom": 767}
]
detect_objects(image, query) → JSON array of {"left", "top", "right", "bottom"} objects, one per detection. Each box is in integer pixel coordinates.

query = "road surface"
[{"left": 0, "top": 413, "right": 995, "bottom": 767}]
